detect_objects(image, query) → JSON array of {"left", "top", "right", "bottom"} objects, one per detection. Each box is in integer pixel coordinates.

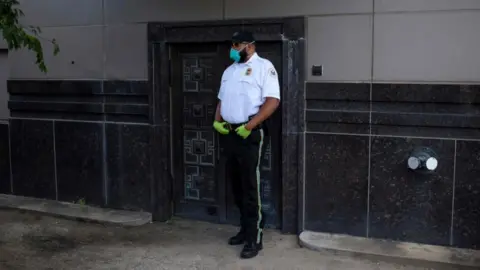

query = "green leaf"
[
  {"left": 52, "top": 38, "right": 59, "bottom": 55},
  {"left": 0, "top": 0, "right": 60, "bottom": 73}
]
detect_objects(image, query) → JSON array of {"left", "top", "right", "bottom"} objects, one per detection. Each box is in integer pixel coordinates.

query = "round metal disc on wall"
[{"left": 407, "top": 156, "right": 420, "bottom": 170}]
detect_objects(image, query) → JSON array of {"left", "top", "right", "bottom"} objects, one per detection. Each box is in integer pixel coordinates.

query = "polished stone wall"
[
  {"left": 2, "top": 80, "right": 169, "bottom": 220},
  {"left": 0, "top": 122, "right": 10, "bottom": 194},
  {"left": 303, "top": 82, "right": 480, "bottom": 250}
]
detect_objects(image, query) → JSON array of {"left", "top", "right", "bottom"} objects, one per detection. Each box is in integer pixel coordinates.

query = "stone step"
[
  {"left": 0, "top": 194, "right": 152, "bottom": 226},
  {"left": 299, "top": 230, "right": 480, "bottom": 269}
]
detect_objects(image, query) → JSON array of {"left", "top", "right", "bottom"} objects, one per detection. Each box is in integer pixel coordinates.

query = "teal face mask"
[
  {"left": 229, "top": 42, "right": 252, "bottom": 63},
  {"left": 229, "top": 48, "right": 241, "bottom": 63}
]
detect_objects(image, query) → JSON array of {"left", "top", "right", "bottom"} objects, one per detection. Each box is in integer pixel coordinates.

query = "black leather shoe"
[
  {"left": 228, "top": 231, "right": 245, "bottom": 246},
  {"left": 240, "top": 241, "right": 262, "bottom": 259}
]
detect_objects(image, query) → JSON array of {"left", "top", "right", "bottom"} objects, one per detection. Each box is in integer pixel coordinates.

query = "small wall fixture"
[
  {"left": 407, "top": 147, "right": 438, "bottom": 173},
  {"left": 311, "top": 65, "right": 323, "bottom": 76}
]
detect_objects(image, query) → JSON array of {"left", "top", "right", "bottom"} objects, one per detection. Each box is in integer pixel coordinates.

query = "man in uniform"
[{"left": 212, "top": 31, "right": 280, "bottom": 259}]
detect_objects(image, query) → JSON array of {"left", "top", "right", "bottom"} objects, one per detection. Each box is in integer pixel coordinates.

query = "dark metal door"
[
  {"left": 170, "top": 42, "right": 282, "bottom": 228},
  {"left": 171, "top": 43, "right": 225, "bottom": 222}
]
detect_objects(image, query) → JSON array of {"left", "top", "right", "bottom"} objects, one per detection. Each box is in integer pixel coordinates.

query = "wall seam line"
[
  {"left": 304, "top": 8, "right": 480, "bottom": 18},
  {"left": 52, "top": 120, "right": 58, "bottom": 200},
  {"left": 222, "top": 0, "right": 226, "bottom": 20},
  {"left": 304, "top": 131, "right": 480, "bottom": 141},
  {"left": 302, "top": 79, "right": 306, "bottom": 231},
  {"left": 450, "top": 140, "right": 457, "bottom": 246},
  {"left": 366, "top": 0, "right": 375, "bottom": 238},
  {"left": 101, "top": 0, "right": 109, "bottom": 207},
  {"left": 8, "top": 117, "right": 150, "bottom": 126}
]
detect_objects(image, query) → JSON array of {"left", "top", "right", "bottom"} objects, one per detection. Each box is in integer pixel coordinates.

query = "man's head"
[{"left": 230, "top": 31, "right": 256, "bottom": 63}]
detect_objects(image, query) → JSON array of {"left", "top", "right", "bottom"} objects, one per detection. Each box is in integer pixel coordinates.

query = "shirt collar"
[
  {"left": 245, "top": 53, "right": 258, "bottom": 64},
  {"left": 234, "top": 53, "right": 258, "bottom": 66}
]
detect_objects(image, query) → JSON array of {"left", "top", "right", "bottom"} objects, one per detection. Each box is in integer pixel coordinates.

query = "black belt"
[
  {"left": 225, "top": 116, "right": 262, "bottom": 131},
  {"left": 225, "top": 122, "right": 246, "bottom": 131},
  {"left": 225, "top": 115, "right": 262, "bottom": 131}
]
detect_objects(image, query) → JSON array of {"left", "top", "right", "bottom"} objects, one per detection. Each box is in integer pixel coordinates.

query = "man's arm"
[
  {"left": 245, "top": 98, "right": 279, "bottom": 130},
  {"left": 215, "top": 101, "right": 223, "bottom": 122},
  {"left": 245, "top": 63, "right": 280, "bottom": 130},
  {"left": 216, "top": 68, "right": 228, "bottom": 122}
]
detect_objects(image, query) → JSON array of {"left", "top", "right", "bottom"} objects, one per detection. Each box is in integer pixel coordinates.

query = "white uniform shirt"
[{"left": 218, "top": 53, "right": 280, "bottom": 124}]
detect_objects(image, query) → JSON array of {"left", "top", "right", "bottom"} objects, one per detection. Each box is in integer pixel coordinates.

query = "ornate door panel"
[{"left": 171, "top": 44, "right": 226, "bottom": 222}]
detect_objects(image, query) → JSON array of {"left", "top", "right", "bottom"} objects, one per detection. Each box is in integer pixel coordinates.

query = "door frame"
[{"left": 147, "top": 17, "right": 306, "bottom": 234}]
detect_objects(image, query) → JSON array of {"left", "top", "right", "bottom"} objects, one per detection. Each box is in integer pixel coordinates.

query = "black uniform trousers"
[{"left": 222, "top": 125, "right": 266, "bottom": 244}]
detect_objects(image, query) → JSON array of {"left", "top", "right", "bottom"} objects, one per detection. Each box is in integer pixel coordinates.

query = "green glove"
[
  {"left": 213, "top": 121, "right": 229, "bottom": 135},
  {"left": 235, "top": 125, "right": 251, "bottom": 139}
]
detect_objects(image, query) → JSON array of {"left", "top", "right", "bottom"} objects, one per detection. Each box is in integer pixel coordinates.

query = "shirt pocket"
[
  {"left": 239, "top": 76, "right": 260, "bottom": 100},
  {"left": 239, "top": 76, "right": 255, "bottom": 85}
]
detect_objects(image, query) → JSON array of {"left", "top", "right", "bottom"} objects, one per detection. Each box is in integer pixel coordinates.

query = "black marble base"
[
  {"left": 7, "top": 118, "right": 155, "bottom": 213},
  {"left": 106, "top": 123, "right": 151, "bottom": 212},
  {"left": 0, "top": 123, "right": 10, "bottom": 194},
  {"left": 55, "top": 121, "right": 104, "bottom": 206},
  {"left": 303, "top": 82, "right": 480, "bottom": 249},
  {"left": 369, "top": 137, "right": 454, "bottom": 246},
  {"left": 304, "top": 134, "right": 369, "bottom": 237},
  {"left": 453, "top": 140, "right": 480, "bottom": 249},
  {"left": 10, "top": 119, "right": 56, "bottom": 200},
  {"left": 6, "top": 77, "right": 160, "bottom": 214}
]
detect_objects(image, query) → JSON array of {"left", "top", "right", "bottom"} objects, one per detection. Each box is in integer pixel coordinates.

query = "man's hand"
[
  {"left": 213, "top": 121, "right": 229, "bottom": 135},
  {"left": 235, "top": 125, "right": 251, "bottom": 139}
]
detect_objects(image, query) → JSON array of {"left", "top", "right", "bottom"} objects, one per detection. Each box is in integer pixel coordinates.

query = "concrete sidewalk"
[
  {"left": 0, "top": 209, "right": 456, "bottom": 270},
  {"left": 0, "top": 194, "right": 152, "bottom": 226}
]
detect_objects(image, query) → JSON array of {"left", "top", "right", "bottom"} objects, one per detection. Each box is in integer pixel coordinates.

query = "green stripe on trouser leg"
[{"left": 256, "top": 129, "right": 264, "bottom": 244}]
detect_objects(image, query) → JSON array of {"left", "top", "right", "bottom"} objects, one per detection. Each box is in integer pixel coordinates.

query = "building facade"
[{"left": 1, "top": 0, "right": 479, "bottom": 250}]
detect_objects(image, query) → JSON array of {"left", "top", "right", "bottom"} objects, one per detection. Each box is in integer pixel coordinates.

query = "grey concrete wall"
[
  {"left": 8, "top": 0, "right": 223, "bottom": 80},
  {"left": 8, "top": 0, "right": 480, "bottom": 81},
  {"left": 226, "top": 0, "right": 480, "bottom": 83}
]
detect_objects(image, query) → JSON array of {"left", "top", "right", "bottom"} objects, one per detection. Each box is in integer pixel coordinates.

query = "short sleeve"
[
  {"left": 217, "top": 70, "right": 228, "bottom": 100},
  {"left": 261, "top": 62, "right": 280, "bottom": 100}
]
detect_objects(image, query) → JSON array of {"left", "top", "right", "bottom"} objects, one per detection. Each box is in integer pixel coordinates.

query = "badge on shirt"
[
  {"left": 269, "top": 68, "right": 276, "bottom": 77},
  {"left": 245, "top": 67, "right": 252, "bottom": 76}
]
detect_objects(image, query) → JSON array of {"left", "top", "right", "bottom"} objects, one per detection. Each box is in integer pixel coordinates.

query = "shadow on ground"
[{"left": 0, "top": 209, "right": 438, "bottom": 270}]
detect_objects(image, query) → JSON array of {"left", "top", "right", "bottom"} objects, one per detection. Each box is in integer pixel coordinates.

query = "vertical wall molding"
[{"left": 52, "top": 120, "right": 58, "bottom": 200}]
